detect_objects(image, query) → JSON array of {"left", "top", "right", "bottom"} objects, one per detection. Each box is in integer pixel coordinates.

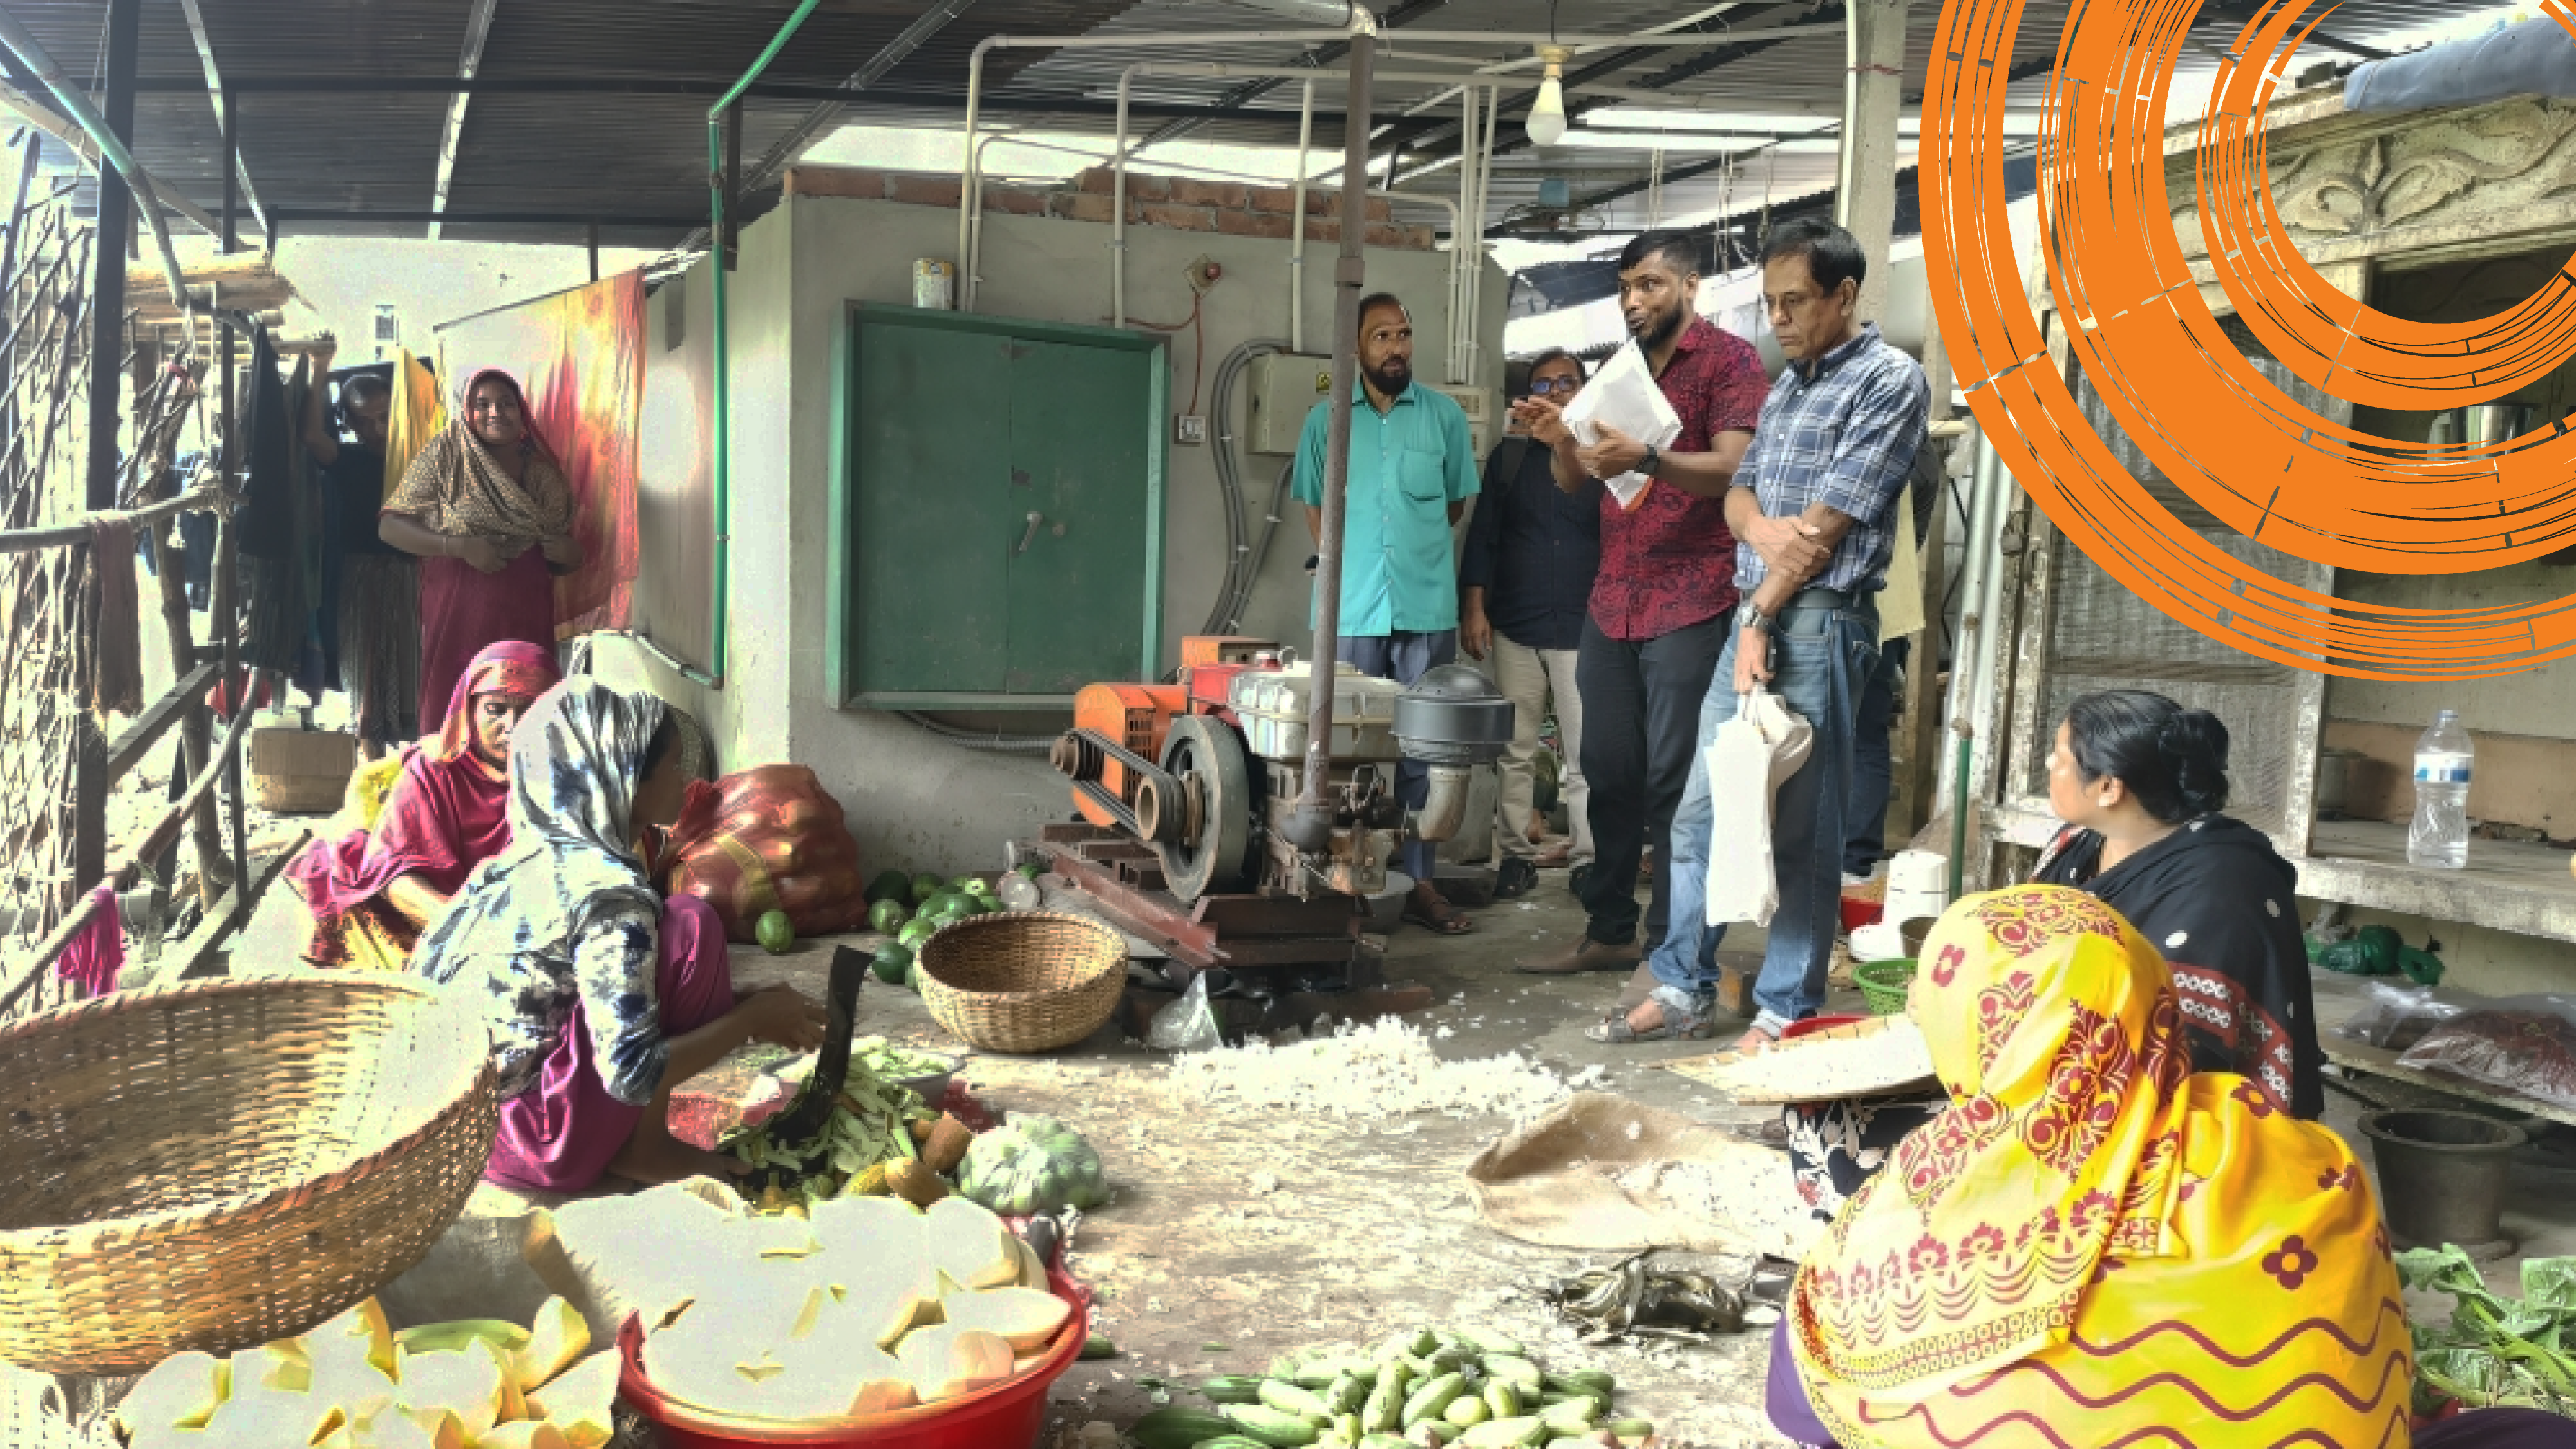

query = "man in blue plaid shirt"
[{"left": 1591, "top": 218, "right": 1929, "bottom": 1051}]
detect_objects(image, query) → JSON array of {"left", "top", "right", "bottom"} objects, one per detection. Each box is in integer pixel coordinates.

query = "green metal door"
[
  {"left": 1005, "top": 338, "right": 1155, "bottom": 695},
  {"left": 833, "top": 304, "right": 1166, "bottom": 709},
  {"left": 849, "top": 321, "right": 1014, "bottom": 694}
]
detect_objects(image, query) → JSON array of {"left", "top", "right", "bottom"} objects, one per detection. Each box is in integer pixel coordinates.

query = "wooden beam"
[
  {"left": 426, "top": 0, "right": 501, "bottom": 242},
  {"left": 104, "top": 658, "right": 218, "bottom": 781}
]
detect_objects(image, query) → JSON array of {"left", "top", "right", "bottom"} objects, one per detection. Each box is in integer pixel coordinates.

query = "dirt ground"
[{"left": 717, "top": 868, "right": 1809, "bottom": 1449}]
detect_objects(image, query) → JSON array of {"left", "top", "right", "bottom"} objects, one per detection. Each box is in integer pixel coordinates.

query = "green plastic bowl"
[{"left": 1855, "top": 957, "right": 1918, "bottom": 1015}]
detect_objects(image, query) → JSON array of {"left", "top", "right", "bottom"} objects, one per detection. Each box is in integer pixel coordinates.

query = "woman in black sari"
[
  {"left": 1781, "top": 691, "right": 2324, "bottom": 1229},
  {"left": 2031, "top": 688, "right": 2322, "bottom": 1118}
]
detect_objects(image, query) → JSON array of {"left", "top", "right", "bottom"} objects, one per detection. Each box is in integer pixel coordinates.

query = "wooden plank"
[
  {"left": 2296, "top": 819, "right": 2576, "bottom": 947},
  {"left": 175, "top": 832, "right": 308, "bottom": 981},
  {"left": 103, "top": 658, "right": 216, "bottom": 781},
  {"left": 1192, "top": 894, "right": 1363, "bottom": 936},
  {"left": 2309, "top": 970, "right": 2576, "bottom": 1130}
]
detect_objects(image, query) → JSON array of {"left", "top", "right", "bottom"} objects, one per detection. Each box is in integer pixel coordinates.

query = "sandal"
[
  {"left": 1403, "top": 896, "right": 1475, "bottom": 935},
  {"left": 1585, "top": 992, "right": 1714, "bottom": 1045}
]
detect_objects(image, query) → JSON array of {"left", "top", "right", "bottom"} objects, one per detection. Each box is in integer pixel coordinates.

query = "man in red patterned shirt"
[{"left": 1512, "top": 231, "right": 1770, "bottom": 976}]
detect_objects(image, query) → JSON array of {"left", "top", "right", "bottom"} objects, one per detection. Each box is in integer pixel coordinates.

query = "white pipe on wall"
[
  {"left": 1291, "top": 77, "right": 1313, "bottom": 354},
  {"left": 959, "top": 29, "right": 1352, "bottom": 312},
  {"left": 959, "top": 23, "right": 1866, "bottom": 312},
  {"left": 1113, "top": 69, "right": 1132, "bottom": 328},
  {"left": 1453, "top": 82, "right": 1476, "bottom": 384}
]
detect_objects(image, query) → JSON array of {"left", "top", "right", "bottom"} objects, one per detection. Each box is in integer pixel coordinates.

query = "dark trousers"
[
  {"left": 1843, "top": 635, "right": 1908, "bottom": 877},
  {"left": 1572, "top": 612, "right": 1727, "bottom": 947}
]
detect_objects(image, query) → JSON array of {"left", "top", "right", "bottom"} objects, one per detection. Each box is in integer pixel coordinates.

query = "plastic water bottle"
[{"left": 2407, "top": 710, "right": 2473, "bottom": 870}]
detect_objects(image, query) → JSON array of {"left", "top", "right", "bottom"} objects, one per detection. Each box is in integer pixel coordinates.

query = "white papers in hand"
[{"left": 1560, "top": 338, "right": 1682, "bottom": 510}]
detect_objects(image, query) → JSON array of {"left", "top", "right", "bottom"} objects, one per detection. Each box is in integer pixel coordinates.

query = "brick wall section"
[{"left": 783, "top": 165, "right": 1434, "bottom": 251}]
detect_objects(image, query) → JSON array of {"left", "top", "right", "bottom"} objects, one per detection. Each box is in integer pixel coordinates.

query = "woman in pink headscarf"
[
  {"left": 286, "top": 641, "right": 561, "bottom": 971},
  {"left": 378, "top": 368, "right": 583, "bottom": 737}
]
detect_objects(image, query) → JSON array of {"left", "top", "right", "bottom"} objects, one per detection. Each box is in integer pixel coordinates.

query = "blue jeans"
[{"left": 1648, "top": 600, "right": 1878, "bottom": 1036}]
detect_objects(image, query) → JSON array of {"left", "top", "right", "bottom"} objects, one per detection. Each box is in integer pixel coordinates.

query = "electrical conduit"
[{"left": 687, "top": 0, "right": 831, "bottom": 690}]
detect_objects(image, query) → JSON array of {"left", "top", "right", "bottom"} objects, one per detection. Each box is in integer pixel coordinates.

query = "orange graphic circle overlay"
[{"left": 1922, "top": 0, "right": 2576, "bottom": 681}]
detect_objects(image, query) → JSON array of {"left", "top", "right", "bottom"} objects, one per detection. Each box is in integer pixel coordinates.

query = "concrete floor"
[
  {"left": 208, "top": 853, "right": 2576, "bottom": 1448},
  {"left": 711, "top": 869, "right": 1817, "bottom": 1449}
]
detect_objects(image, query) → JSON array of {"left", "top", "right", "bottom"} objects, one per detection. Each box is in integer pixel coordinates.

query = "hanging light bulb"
[{"left": 1525, "top": 46, "right": 1571, "bottom": 147}]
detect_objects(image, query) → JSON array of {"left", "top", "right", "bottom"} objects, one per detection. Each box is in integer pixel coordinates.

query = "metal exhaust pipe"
[{"left": 1412, "top": 764, "right": 1474, "bottom": 842}]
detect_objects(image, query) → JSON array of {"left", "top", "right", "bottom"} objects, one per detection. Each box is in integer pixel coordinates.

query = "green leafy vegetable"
[{"left": 2396, "top": 1245, "right": 2576, "bottom": 1417}]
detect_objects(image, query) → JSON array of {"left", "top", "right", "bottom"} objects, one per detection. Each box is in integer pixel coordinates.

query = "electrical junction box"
[
  {"left": 1246, "top": 352, "right": 1334, "bottom": 455},
  {"left": 1430, "top": 384, "right": 1497, "bottom": 459},
  {"left": 1247, "top": 357, "right": 1499, "bottom": 460}
]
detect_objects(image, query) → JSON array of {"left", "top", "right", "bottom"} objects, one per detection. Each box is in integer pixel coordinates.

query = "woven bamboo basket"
[
  {"left": 0, "top": 973, "right": 497, "bottom": 1374},
  {"left": 916, "top": 911, "right": 1126, "bottom": 1054}
]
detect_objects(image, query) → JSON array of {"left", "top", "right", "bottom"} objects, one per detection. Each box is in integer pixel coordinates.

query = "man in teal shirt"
[{"left": 1294, "top": 293, "right": 1482, "bottom": 934}]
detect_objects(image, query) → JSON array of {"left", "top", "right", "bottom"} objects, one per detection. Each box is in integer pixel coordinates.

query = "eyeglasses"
[{"left": 1527, "top": 377, "right": 1580, "bottom": 396}]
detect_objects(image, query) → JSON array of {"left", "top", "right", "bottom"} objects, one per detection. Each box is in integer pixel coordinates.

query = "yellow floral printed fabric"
[{"left": 1790, "top": 885, "right": 2410, "bottom": 1448}]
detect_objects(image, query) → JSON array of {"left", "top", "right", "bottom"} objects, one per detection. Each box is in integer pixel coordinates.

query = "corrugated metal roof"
[{"left": 0, "top": 0, "right": 2517, "bottom": 250}]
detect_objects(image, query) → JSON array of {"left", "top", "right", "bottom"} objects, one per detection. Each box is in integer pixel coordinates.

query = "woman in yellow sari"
[{"left": 1772, "top": 883, "right": 2413, "bottom": 1448}]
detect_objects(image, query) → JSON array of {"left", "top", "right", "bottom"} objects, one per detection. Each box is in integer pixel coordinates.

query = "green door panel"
[
  {"left": 1003, "top": 338, "right": 1153, "bottom": 695},
  {"left": 851, "top": 321, "right": 1012, "bottom": 694}
]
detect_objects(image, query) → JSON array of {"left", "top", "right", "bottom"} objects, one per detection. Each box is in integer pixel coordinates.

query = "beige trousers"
[{"left": 1492, "top": 634, "right": 1591, "bottom": 866}]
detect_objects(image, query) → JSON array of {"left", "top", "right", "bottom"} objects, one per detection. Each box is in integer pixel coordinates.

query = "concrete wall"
[{"left": 592, "top": 194, "right": 1508, "bottom": 876}]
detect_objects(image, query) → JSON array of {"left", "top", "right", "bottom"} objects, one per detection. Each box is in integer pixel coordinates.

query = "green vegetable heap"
[
  {"left": 1132, "top": 1326, "right": 1653, "bottom": 1448},
  {"left": 719, "top": 1056, "right": 930, "bottom": 1213},
  {"left": 954, "top": 1114, "right": 1111, "bottom": 1217},
  {"left": 2397, "top": 1245, "right": 2576, "bottom": 1417}
]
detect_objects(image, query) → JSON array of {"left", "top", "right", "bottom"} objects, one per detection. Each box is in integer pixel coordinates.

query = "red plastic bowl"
[
  {"left": 1837, "top": 895, "right": 1883, "bottom": 933},
  {"left": 1783, "top": 1014, "right": 1868, "bottom": 1041},
  {"left": 618, "top": 1266, "right": 1092, "bottom": 1448}
]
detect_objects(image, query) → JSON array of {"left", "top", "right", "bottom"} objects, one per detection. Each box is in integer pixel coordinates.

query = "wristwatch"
[
  {"left": 1638, "top": 444, "right": 1661, "bottom": 477},
  {"left": 1739, "top": 601, "right": 1774, "bottom": 634}
]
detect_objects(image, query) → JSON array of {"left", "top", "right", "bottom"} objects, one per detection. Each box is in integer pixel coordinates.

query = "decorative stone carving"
[{"left": 2165, "top": 96, "right": 2576, "bottom": 264}]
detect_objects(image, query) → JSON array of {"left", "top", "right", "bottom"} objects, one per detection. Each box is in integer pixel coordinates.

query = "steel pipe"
[{"left": 1289, "top": 10, "right": 1379, "bottom": 849}]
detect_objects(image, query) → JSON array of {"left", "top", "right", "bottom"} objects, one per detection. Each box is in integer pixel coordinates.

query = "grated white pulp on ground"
[
  {"left": 1714, "top": 1023, "right": 1935, "bottom": 1101},
  {"left": 1616, "top": 1159, "right": 1824, "bottom": 1260},
  {"left": 1165, "top": 1017, "right": 1583, "bottom": 1121}
]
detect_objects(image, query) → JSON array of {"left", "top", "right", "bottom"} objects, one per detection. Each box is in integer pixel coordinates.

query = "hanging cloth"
[
  {"left": 383, "top": 349, "right": 446, "bottom": 506},
  {"left": 86, "top": 515, "right": 144, "bottom": 716},
  {"left": 55, "top": 886, "right": 126, "bottom": 999}
]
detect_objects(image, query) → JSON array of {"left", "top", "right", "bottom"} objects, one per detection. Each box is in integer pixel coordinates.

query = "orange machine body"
[{"left": 1070, "top": 682, "right": 1187, "bottom": 829}]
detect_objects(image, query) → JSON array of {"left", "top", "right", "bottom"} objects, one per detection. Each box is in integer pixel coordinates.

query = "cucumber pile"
[{"left": 1132, "top": 1327, "right": 1651, "bottom": 1449}]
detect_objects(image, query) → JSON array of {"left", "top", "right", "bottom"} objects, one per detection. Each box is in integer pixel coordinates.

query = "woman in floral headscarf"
[
  {"left": 379, "top": 368, "right": 583, "bottom": 737},
  {"left": 411, "top": 678, "right": 825, "bottom": 1194},
  {"left": 285, "top": 640, "right": 560, "bottom": 971},
  {"left": 1768, "top": 884, "right": 2411, "bottom": 1449}
]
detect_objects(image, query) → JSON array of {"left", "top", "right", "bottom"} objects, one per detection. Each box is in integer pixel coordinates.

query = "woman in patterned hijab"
[
  {"left": 412, "top": 677, "right": 825, "bottom": 1193},
  {"left": 379, "top": 368, "right": 584, "bottom": 739},
  {"left": 1768, "top": 884, "right": 2409, "bottom": 1448}
]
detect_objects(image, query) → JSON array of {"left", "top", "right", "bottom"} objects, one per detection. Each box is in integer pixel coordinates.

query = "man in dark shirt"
[
  {"left": 1460, "top": 349, "right": 1600, "bottom": 900},
  {"left": 1510, "top": 231, "right": 1769, "bottom": 976}
]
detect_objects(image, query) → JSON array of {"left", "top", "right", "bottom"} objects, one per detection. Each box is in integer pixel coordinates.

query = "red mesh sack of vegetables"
[{"left": 658, "top": 765, "right": 870, "bottom": 942}]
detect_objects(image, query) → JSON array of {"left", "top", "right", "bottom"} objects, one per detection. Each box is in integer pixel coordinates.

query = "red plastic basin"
[
  {"left": 1838, "top": 895, "right": 1884, "bottom": 932},
  {"left": 1783, "top": 1013, "right": 1867, "bottom": 1041},
  {"left": 618, "top": 1265, "right": 1091, "bottom": 1449}
]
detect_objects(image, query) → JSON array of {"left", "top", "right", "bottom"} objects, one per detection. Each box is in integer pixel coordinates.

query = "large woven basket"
[
  {"left": 0, "top": 973, "right": 498, "bottom": 1374},
  {"left": 916, "top": 912, "right": 1127, "bottom": 1054}
]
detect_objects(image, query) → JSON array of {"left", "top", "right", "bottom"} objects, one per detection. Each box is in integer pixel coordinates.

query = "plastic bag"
[
  {"left": 1146, "top": 972, "right": 1222, "bottom": 1054},
  {"left": 2336, "top": 980, "right": 2486, "bottom": 1052},
  {"left": 1560, "top": 338, "right": 1682, "bottom": 511},
  {"left": 659, "top": 764, "right": 871, "bottom": 943},
  {"left": 2396, "top": 995, "right": 2576, "bottom": 1109},
  {"left": 1702, "top": 687, "right": 1813, "bottom": 929}
]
